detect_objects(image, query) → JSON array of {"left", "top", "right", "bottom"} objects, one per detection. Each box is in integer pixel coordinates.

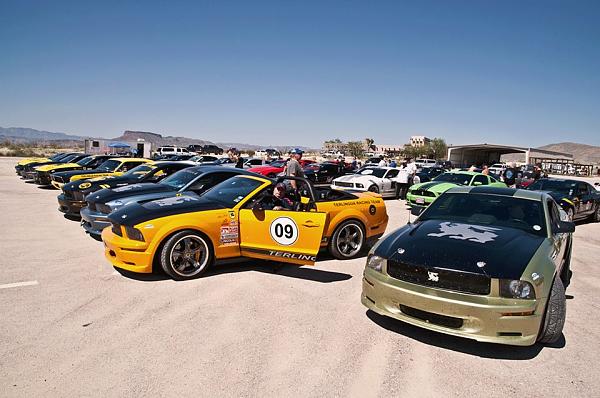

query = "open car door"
[{"left": 239, "top": 208, "right": 326, "bottom": 265}]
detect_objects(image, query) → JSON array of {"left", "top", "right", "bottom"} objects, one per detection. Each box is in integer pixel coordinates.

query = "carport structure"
[{"left": 447, "top": 143, "right": 573, "bottom": 167}]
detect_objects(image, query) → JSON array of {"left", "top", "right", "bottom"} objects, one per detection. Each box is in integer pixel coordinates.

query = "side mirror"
[
  {"left": 555, "top": 221, "right": 575, "bottom": 234},
  {"left": 410, "top": 206, "right": 424, "bottom": 217}
]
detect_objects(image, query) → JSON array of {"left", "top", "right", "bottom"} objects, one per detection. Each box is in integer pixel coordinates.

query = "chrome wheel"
[
  {"left": 335, "top": 223, "right": 364, "bottom": 258},
  {"left": 169, "top": 235, "right": 210, "bottom": 277}
]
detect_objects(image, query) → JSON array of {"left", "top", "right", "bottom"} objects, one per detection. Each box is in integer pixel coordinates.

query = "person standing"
[
  {"left": 377, "top": 156, "right": 386, "bottom": 167},
  {"left": 502, "top": 162, "right": 518, "bottom": 187},
  {"left": 533, "top": 163, "right": 542, "bottom": 180},
  {"left": 395, "top": 165, "right": 410, "bottom": 200},
  {"left": 482, "top": 164, "right": 489, "bottom": 175},
  {"left": 286, "top": 148, "right": 305, "bottom": 190},
  {"left": 405, "top": 157, "right": 417, "bottom": 187},
  {"left": 389, "top": 158, "right": 397, "bottom": 168}
]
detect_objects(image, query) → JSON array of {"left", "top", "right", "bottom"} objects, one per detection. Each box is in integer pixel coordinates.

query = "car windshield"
[
  {"left": 268, "top": 160, "right": 285, "bottom": 168},
  {"left": 419, "top": 193, "right": 547, "bottom": 237},
  {"left": 123, "top": 164, "right": 155, "bottom": 179},
  {"left": 527, "top": 179, "right": 577, "bottom": 194},
  {"left": 356, "top": 168, "right": 387, "bottom": 178},
  {"left": 50, "top": 153, "right": 66, "bottom": 161},
  {"left": 160, "top": 168, "right": 203, "bottom": 189},
  {"left": 433, "top": 173, "right": 473, "bottom": 185},
  {"left": 96, "top": 160, "right": 121, "bottom": 172},
  {"left": 201, "top": 176, "right": 264, "bottom": 207},
  {"left": 60, "top": 154, "right": 79, "bottom": 163},
  {"left": 76, "top": 156, "right": 94, "bottom": 166}
]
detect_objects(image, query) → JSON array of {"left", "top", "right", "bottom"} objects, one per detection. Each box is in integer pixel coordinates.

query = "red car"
[{"left": 248, "top": 159, "right": 315, "bottom": 177}]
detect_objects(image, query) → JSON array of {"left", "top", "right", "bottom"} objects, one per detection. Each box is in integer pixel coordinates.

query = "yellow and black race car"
[
  {"left": 50, "top": 157, "right": 152, "bottom": 189},
  {"left": 102, "top": 175, "right": 389, "bottom": 280},
  {"left": 31, "top": 155, "right": 116, "bottom": 186}
]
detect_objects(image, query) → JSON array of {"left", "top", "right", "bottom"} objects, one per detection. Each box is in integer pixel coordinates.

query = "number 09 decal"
[{"left": 270, "top": 217, "right": 299, "bottom": 246}]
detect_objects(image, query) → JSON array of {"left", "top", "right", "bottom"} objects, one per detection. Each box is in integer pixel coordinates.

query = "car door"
[
  {"left": 576, "top": 182, "right": 593, "bottom": 216},
  {"left": 548, "top": 200, "right": 567, "bottom": 270},
  {"left": 383, "top": 169, "right": 399, "bottom": 194},
  {"left": 238, "top": 208, "right": 326, "bottom": 265}
]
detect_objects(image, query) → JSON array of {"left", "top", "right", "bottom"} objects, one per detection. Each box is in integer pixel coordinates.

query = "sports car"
[
  {"left": 30, "top": 155, "right": 116, "bottom": 186},
  {"left": 102, "top": 175, "right": 389, "bottom": 280},
  {"left": 526, "top": 178, "right": 600, "bottom": 222},
  {"left": 49, "top": 157, "right": 152, "bottom": 189},
  {"left": 407, "top": 171, "right": 506, "bottom": 208},
  {"left": 15, "top": 152, "right": 69, "bottom": 175},
  {"left": 331, "top": 167, "right": 402, "bottom": 198},
  {"left": 57, "top": 161, "right": 196, "bottom": 217},
  {"left": 248, "top": 159, "right": 315, "bottom": 177},
  {"left": 362, "top": 186, "right": 574, "bottom": 346},
  {"left": 20, "top": 153, "right": 85, "bottom": 179},
  {"left": 81, "top": 166, "right": 254, "bottom": 238},
  {"left": 303, "top": 162, "right": 352, "bottom": 184}
]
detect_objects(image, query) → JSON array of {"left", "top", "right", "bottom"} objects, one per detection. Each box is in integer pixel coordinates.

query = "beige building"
[{"left": 409, "top": 135, "right": 431, "bottom": 147}]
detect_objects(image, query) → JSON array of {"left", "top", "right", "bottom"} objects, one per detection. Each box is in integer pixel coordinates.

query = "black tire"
[
  {"left": 591, "top": 203, "right": 600, "bottom": 222},
  {"left": 159, "top": 230, "right": 213, "bottom": 280},
  {"left": 329, "top": 220, "right": 366, "bottom": 260},
  {"left": 537, "top": 277, "right": 567, "bottom": 344},
  {"left": 368, "top": 185, "right": 379, "bottom": 194}
]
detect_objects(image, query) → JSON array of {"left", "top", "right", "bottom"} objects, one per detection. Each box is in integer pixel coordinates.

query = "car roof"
[
  {"left": 447, "top": 186, "right": 548, "bottom": 201},
  {"left": 537, "top": 177, "right": 586, "bottom": 185},
  {"left": 110, "top": 157, "right": 151, "bottom": 162},
  {"left": 152, "top": 160, "right": 197, "bottom": 166}
]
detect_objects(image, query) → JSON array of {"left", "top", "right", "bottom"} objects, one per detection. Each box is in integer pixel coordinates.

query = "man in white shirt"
[
  {"left": 377, "top": 157, "right": 386, "bottom": 167},
  {"left": 405, "top": 157, "right": 417, "bottom": 187},
  {"left": 395, "top": 166, "right": 410, "bottom": 199}
]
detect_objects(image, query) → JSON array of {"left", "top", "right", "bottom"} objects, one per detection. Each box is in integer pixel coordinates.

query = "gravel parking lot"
[{"left": 1, "top": 157, "right": 599, "bottom": 397}]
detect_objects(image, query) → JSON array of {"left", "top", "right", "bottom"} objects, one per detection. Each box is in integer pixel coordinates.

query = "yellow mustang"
[
  {"left": 50, "top": 157, "right": 152, "bottom": 189},
  {"left": 102, "top": 175, "right": 389, "bottom": 279}
]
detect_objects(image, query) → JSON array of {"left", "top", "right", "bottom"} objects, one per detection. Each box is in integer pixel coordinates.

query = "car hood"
[
  {"left": 87, "top": 183, "right": 175, "bottom": 204},
  {"left": 334, "top": 174, "right": 375, "bottom": 183},
  {"left": 410, "top": 181, "right": 458, "bottom": 192},
  {"left": 53, "top": 168, "right": 110, "bottom": 179},
  {"left": 108, "top": 195, "right": 226, "bottom": 227},
  {"left": 62, "top": 175, "right": 139, "bottom": 193},
  {"left": 36, "top": 162, "right": 81, "bottom": 172},
  {"left": 373, "top": 219, "right": 545, "bottom": 279}
]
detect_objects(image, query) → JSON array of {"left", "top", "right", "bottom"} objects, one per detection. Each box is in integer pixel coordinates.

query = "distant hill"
[
  {"left": 0, "top": 126, "right": 317, "bottom": 152},
  {"left": 538, "top": 142, "right": 600, "bottom": 165},
  {"left": 0, "top": 126, "right": 86, "bottom": 142}
]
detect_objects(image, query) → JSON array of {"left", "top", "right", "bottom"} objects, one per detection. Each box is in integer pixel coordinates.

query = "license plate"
[{"left": 416, "top": 198, "right": 425, "bottom": 204}]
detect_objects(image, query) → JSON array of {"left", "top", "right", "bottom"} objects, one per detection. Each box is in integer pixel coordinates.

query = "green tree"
[
  {"left": 402, "top": 145, "right": 421, "bottom": 160},
  {"left": 346, "top": 141, "right": 365, "bottom": 158},
  {"left": 429, "top": 138, "right": 448, "bottom": 160}
]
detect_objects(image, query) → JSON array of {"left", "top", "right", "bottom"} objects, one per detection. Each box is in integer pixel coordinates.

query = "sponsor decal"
[
  {"left": 152, "top": 196, "right": 198, "bottom": 207},
  {"left": 427, "top": 271, "right": 439, "bottom": 282},
  {"left": 428, "top": 222, "right": 500, "bottom": 244},
  {"left": 333, "top": 199, "right": 381, "bottom": 207},
  {"left": 220, "top": 220, "right": 239, "bottom": 245},
  {"left": 268, "top": 250, "right": 316, "bottom": 262},
  {"left": 78, "top": 182, "right": 92, "bottom": 189},
  {"left": 112, "top": 184, "right": 143, "bottom": 192},
  {"left": 99, "top": 184, "right": 111, "bottom": 189},
  {"left": 270, "top": 217, "right": 299, "bottom": 246}
]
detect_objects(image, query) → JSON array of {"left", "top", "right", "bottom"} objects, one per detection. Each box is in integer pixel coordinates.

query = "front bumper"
[
  {"left": 361, "top": 268, "right": 543, "bottom": 346},
  {"left": 102, "top": 228, "right": 153, "bottom": 273},
  {"left": 57, "top": 193, "right": 87, "bottom": 216},
  {"left": 80, "top": 207, "right": 110, "bottom": 238},
  {"left": 35, "top": 173, "right": 53, "bottom": 186},
  {"left": 51, "top": 180, "right": 64, "bottom": 189},
  {"left": 406, "top": 193, "right": 435, "bottom": 207}
]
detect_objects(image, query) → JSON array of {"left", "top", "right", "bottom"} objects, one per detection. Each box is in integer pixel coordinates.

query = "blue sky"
[{"left": 1, "top": 1, "right": 599, "bottom": 147}]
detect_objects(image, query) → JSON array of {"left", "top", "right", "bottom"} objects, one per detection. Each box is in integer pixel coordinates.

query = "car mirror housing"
[
  {"left": 252, "top": 200, "right": 264, "bottom": 212},
  {"left": 555, "top": 221, "right": 575, "bottom": 234}
]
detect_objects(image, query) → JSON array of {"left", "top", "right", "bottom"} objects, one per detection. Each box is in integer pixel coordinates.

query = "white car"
[
  {"left": 488, "top": 163, "right": 507, "bottom": 175},
  {"left": 331, "top": 167, "right": 401, "bottom": 198}
]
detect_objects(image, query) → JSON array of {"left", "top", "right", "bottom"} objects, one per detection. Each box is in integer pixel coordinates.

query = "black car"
[
  {"left": 527, "top": 178, "right": 600, "bottom": 222},
  {"left": 20, "top": 152, "right": 85, "bottom": 178},
  {"left": 80, "top": 166, "right": 257, "bottom": 239},
  {"left": 303, "top": 162, "right": 350, "bottom": 184},
  {"left": 413, "top": 167, "right": 445, "bottom": 184},
  {"left": 50, "top": 158, "right": 151, "bottom": 187},
  {"left": 15, "top": 152, "right": 69, "bottom": 175},
  {"left": 57, "top": 161, "right": 197, "bottom": 216}
]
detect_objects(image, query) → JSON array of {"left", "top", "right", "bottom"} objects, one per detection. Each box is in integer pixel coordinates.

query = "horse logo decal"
[{"left": 428, "top": 222, "right": 500, "bottom": 244}]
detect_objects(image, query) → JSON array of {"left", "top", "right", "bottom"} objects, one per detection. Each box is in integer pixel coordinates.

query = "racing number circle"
[{"left": 270, "top": 217, "right": 299, "bottom": 246}]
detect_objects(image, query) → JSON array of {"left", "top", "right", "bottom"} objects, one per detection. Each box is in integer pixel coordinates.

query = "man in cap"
[
  {"left": 263, "top": 183, "right": 295, "bottom": 211},
  {"left": 286, "top": 148, "right": 305, "bottom": 190}
]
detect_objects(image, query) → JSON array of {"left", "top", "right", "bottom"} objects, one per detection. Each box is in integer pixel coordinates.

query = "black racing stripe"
[
  {"left": 108, "top": 197, "right": 226, "bottom": 226},
  {"left": 417, "top": 181, "right": 443, "bottom": 190},
  {"left": 470, "top": 186, "right": 518, "bottom": 196}
]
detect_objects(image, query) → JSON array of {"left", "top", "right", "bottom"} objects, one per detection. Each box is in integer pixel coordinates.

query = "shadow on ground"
[
  {"left": 115, "top": 261, "right": 352, "bottom": 284},
  {"left": 366, "top": 310, "right": 565, "bottom": 360}
]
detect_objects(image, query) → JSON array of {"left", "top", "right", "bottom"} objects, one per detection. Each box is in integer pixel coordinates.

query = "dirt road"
[{"left": 1, "top": 157, "right": 599, "bottom": 397}]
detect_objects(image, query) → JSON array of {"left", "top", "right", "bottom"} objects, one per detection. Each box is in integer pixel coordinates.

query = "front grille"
[
  {"left": 72, "top": 191, "right": 85, "bottom": 201},
  {"left": 400, "top": 305, "right": 464, "bottom": 329},
  {"left": 97, "top": 204, "right": 112, "bottom": 214},
  {"left": 387, "top": 260, "right": 490, "bottom": 295},
  {"left": 63, "top": 190, "right": 74, "bottom": 200},
  {"left": 334, "top": 181, "right": 354, "bottom": 188},
  {"left": 410, "top": 189, "right": 436, "bottom": 197},
  {"left": 87, "top": 201, "right": 97, "bottom": 211},
  {"left": 111, "top": 223, "right": 122, "bottom": 236}
]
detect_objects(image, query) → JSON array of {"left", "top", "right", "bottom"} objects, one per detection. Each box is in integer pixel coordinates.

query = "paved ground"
[{"left": 1, "top": 156, "right": 599, "bottom": 398}]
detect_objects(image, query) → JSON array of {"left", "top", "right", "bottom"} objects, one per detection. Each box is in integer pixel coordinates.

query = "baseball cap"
[
  {"left": 290, "top": 148, "right": 304, "bottom": 155},
  {"left": 275, "top": 183, "right": 286, "bottom": 191}
]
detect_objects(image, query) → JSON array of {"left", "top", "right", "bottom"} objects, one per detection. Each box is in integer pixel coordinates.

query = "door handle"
[{"left": 302, "top": 221, "right": 320, "bottom": 228}]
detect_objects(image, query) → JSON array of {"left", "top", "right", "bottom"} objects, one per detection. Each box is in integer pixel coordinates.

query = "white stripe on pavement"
[{"left": 0, "top": 280, "right": 39, "bottom": 290}]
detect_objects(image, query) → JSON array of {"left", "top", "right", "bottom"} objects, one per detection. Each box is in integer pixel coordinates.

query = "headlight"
[
  {"left": 366, "top": 255, "right": 385, "bottom": 272},
  {"left": 500, "top": 279, "right": 536, "bottom": 299},
  {"left": 125, "top": 226, "right": 145, "bottom": 242},
  {"left": 356, "top": 183, "right": 364, "bottom": 188},
  {"left": 106, "top": 200, "right": 124, "bottom": 209}
]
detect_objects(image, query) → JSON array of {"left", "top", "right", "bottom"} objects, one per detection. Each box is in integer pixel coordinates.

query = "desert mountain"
[{"left": 537, "top": 142, "right": 600, "bottom": 165}]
